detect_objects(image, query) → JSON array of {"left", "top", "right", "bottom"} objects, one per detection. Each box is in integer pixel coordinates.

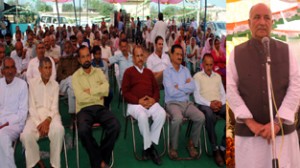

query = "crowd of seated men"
[{"left": 0, "top": 13, "right": 226, "bottom": 167}]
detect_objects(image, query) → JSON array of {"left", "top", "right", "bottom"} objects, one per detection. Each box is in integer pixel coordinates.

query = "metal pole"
[
  {"left": 16, "top": 0, "right": 18, "bottom": 24},
  {"left": 55, "top": 1, "right": 62, "bottom": 53},
  {"left": 202, "top": 0, "right": 207, "bottom": 47},
  {"left": 183, "top": 0, "right": 185, "bottom": 20},
  {"left": 158, "top": 0, "right": 160, "bottom": 15},
  {"left": 55, "top": 1, "right": 61, "bottom": 28},
  {"left": 265, "top": 46, "right": 279, "bottom": 168},
  {"left": 197, "top": 0, "right": 200, "bottom": 26},
  {"left": 143, "top": 0, "right": 145, "bottom": 21},
  {"left": 73, "top": 0, "right": 78, "bottom": 27},
  {"left": 79, "top": 0, "right": 81, "bottom": 26},
  {"left": 0, "top": 0, "right": 4, "bottom": 19},
  {"left": 87, "top": 0, "right": 88, "bottom": 25}
]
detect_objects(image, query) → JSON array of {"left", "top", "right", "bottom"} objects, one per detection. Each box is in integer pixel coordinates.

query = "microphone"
[{"left": 262, "top": 37, "right": 271, "bottom": 62}]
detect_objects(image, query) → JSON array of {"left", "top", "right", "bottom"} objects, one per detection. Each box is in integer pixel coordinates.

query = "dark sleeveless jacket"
[{"left": 234, "top": 38, "right": 295, "bottom": 136}]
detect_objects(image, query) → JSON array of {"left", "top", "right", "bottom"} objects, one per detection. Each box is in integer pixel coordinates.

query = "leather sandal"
[
  {"left": 187, "top": 146, "right": 198, "bottom": 158},
  {"left": 169, "top": 149, "right": 178, "bottom": 160}
]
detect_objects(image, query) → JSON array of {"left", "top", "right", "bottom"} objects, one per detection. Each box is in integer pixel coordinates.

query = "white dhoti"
[
  {"left": 235, "top": 131, "right": 300, "bottom": 168},
  {"left": 0, "top": 124, "right": 22, "bottom": 168},
  {"left": 127, "top": 103, "right": 166, "bottom": 150},
  {"left": 20, "top": 117, "right": 65, "bottom": 168},
  {"left": 59, "top": 76, "right": 76, "bottom": 113}
]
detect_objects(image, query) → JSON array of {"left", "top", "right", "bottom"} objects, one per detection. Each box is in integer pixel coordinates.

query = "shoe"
[
  {"left": 220, "top": 149, "right": 226, "bottom": 162},
  {"left": 36, "top": 160, "right": 46, "bottom": 168},
  {"left": 100, "top": 161, "right": 110, "bottom": 168},
  {"left": 169, "top": 149, "right": 178, "bottom": 160},
  {"left": 149, "top": 145, "right": 162, "bottom": 165},
  {"left": 142, "top": 149, "right": 150, "bottom": 160},
  {"left": 213, "top": 150, "right": 225, "bottom": 167}
]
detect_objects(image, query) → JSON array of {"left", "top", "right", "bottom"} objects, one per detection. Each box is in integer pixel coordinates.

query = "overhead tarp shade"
[
  {"left": 103, "top": 0, "right": 127, "bottom": 3},
  {"left": 42, "top": 0, "right": 72, "bottom": 2},
  {"left": 151, "top": 0, "right": 182, "bottom": 4}
]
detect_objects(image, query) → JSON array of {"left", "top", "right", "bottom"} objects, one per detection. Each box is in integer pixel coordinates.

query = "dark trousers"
[
  {"left": 131, "top": 29, "right": 135, "bottom": 42},
  {"left": 77, "top": 105, "right": 121, "bottom": 168},
  {"left": 198, "top": 104, "right": 226, "bottom": 151},
  {"left": 136, "top": 30, "right": 142, "bottom": 44}
]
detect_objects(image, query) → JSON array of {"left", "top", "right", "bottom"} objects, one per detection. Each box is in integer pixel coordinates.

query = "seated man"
[
  {"left": 122, "top": 46, "right": 166, "bottom": 165},
  {"left": 0, "top": 57, "right": 28, "bottom": 167},
  {"left": 91, "top": 46, "right": 113, "bottom": 108},
  {"left": 0, "top": 44, "right": 5, "bottom": 77},
  {"left": 72, "top": 46, "right": 120, "bottom": 168},
  {"left": 163, "top": 44, "right": 205, "bottom": 159},
  {"left": 146, "top": 35, "right": 171, "bottom": 88},
  {"left": 56, "top": 40, "right": 80, "bottom": 127},
  {"left": 108, "top": 39, "right": 133, "bottom": 88},
  {"left": 26, "top": 42, "right": 56, "bottom": 81},
  {"left": 193, "top": 53, "right": 226, "bottom": 166},
  {"left": 10, "top": 41, "right": 30, "bottom": 80},
  {"left": 20, "top": 57, "right": 65, "bottom": 168}
]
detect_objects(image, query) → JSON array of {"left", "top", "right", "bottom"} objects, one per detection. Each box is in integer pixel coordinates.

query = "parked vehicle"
[
  {"left": 207, "top": 21, "right": 226, "bottom": 38},
  {"left": 39, "top": 15, "right": 71, "bottom": 29}
]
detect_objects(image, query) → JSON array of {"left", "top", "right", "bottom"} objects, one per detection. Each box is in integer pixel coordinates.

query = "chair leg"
[
  {"left": 203, "top": 125, "right": 210, "bottom": 155},
  {"left": 63, "top": 138, "right": 69, "bottom": 168},
  {"left": 72, "top": 120, "right": 76, "bottom": 148},
  {"left": 159, "top": 125, "right": 167, "bottom": 157},
  {"left": 109, "top": 151, "right": 114, "bottom": 168},
  {"left": 167, "top": 116, "right": 170, "bottom": 157},
  {"left": 124, "top": 116, "right": 129, "bottom": 139},
  {"left": 75, "top": 120, "right": 80, "bottom": 168},
  {"left": 130, "top": 117, "right": 143, "bottom": 160}
]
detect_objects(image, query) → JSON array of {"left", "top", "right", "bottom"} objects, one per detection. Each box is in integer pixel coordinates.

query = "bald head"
[
  {"left": 44, "top": 36, "right": 51, "bottom": 50},
  {"left": 249, "top": 3, "right": 272, "bottom": 19},
  {"left": 15, "top": 41, "right": 24, "bottom": 57},
  {"left": 248, "top": 3, "right": 273, "bottom": 40}
]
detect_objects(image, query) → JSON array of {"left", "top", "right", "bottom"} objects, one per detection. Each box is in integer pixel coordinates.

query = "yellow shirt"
[{"left": 72, "top": 67, "right": 109, "bottom": 113}]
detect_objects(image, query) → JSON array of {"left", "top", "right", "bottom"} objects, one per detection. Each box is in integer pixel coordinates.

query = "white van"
[{"left": 40, "top": 15, "right": 70, "bottom": 29}]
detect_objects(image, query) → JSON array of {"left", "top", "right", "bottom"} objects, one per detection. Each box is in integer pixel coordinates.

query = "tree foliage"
[
  {"left": 35, "top": 1, "right": 53, "bottom": 12},
  {"left": 150, "top": 5, "right": 158, "bottom": 20},
  {"left": 83, "top": 0, "right": 115, "bottom": 17},
  {"left": 62, "top": 4, "right": 74, "bottom": 12},
  {"left": 6, "top": 0, "right": 17, "bottom": 6}
]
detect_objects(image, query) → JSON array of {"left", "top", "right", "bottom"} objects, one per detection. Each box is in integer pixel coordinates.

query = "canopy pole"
[{"left": 72, "top": 0, "right": 78, "bottom": 27}]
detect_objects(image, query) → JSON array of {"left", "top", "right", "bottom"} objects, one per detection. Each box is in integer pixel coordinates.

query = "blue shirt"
[
  {"left": 109, "top": 53, "right": 133, "bottom": 82},
  {"left": 163, "top": 64, "right": 195, "bottom": 103}
]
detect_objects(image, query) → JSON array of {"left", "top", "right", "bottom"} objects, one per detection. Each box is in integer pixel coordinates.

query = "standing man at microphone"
[{"left": 227, "top": 3, "right": 300, "bottom": 168}]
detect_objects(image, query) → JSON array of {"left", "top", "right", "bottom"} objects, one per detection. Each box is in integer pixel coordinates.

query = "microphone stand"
[{"left": 265, "top": 50, "right": 279, "bottom": 168}]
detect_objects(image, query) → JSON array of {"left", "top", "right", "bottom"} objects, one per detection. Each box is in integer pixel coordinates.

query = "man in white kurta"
[
  {"left": 10, "top": 41, "right": 30, "bottom": 80},
  {"left": 0, "top": 58, "right": 28, "bottom": 168},
  {"left": 26, "top": 42, "right": 56, "bottom": 81},
  {"left": 227, "top": 3, "right": 300, "bottom": 168},
  {"left": 151, "top": 13, "right": 168, "bottom": 53},
  {"left": 146, "top": 36, "right": 170, "bottom": 88},
  {"left": 20, "top": 57, "right": 64, "bottom": 168}
]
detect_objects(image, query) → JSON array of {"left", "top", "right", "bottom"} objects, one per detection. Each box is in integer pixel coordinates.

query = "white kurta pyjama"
[
  {"left": 20, "top": 77, "right": 64, "bottom": 168},
  {"left": 127, "top": 103, "right": 166, "bottom": 150},
  {"left": 0, "top": 77, "right": 28, "bottom": 168},
  {"left": 151, "top": 20, "right": 169, "bottom": 53}
]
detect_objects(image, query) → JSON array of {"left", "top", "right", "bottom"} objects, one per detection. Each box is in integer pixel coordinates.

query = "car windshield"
[
  {"left": 58, "top": 17, "right": 68, "bottom": 23},
  {"left": 216, "top": 22, "right": 226, "bottom": 30}
]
